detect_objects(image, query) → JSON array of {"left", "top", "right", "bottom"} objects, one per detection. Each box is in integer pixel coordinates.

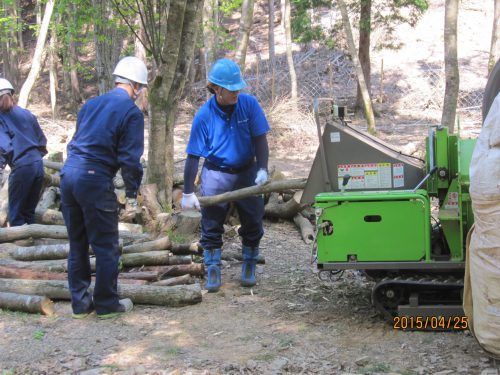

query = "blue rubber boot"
[
  {"left": 204, "top": 249, "right": 222, "bottom": 292},
  {"left": 241, "top": 246, "right": 259, "bottom": 287}
]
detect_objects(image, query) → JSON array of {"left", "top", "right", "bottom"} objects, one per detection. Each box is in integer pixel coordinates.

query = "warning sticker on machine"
[
  {"left": 392, "top": 163, "right": 405, "bottom": 188},
  {"left": 337, "top": 163, "right": 397, "bottom": 189}
]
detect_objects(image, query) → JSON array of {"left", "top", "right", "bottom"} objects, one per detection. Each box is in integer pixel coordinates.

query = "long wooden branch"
[{"left": 198, "top": 178, "right": 307, "bottom": 207}]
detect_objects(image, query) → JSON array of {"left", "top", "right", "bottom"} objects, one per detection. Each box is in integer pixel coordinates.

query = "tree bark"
[
  {"left": 0, "top": 175, "right": 8, "bottom": 227},
  {"left": 0, "top": 224, "right": 149, "bottom": 243},
  {"left": 338, "top": 0, "right": 376, "bottom": 134},
  {"left": 283, "top": 0, "right": 297, "bottom": 99},
  {"left": 235, "top": 0, "right": 255, "bottom": 70},
  {"left": 140, "top": 263, "right": 205, "bottom": 277},
  {"left": 118, "top": 271, "right": 163, "bottom": 281},
  {"left": 198, "top": 178, "right": 306, "bottom": 207},
  {"left": 120, "top": 252, "right": 192, "bottom": 268},
  {"left": 293, "top": 213, "right": 315, "bottom": 244},
  {"left": 0, "top": 265, "right": 68, "bottom": 280},
  {"left": 139, "top": 184, "right": 163, "bottom": 218},
  {"left": 43, "top": 160, "right": 63, "bottom": 171},
  {"left": 150, "top": 274, "right": 194, "bottom": 286},
  {"left": 43, "top": 172, "right": 60, "bottom": 187},
  {"left": 35, "top": 208, "right": 65, "bottom": 226},
  {"left": 174, "top": 211, "right": 202, "bottom": 235},
  {"left": 441, "top": 0, "right": 459, "bottom": 133},
  {"left": 356, "top": 0, "right": 372, "bottom": 111},
  {"left": 36, "top": 187, "right": 58, "bottom": 213},
  {"left": 49, "top": 26, "right": 58, "bottom": 119},
  {"left": 264, "top": 190, "right": 305, "bottom": 220},
  {"left": 0, "top": 278, "right": 202, "bottom": 307},
  {"left": 17, "top": 0, "right": 55, "bottom": 109},
  {"left": 489, "top": 0, "right": 500, "bottom": 74},
  {"left": 268, "top": 0, "right": 276, "bottom": 101},
  {"left": 13, "top": 243, "right": 71, "bottom": 261},
  {"left": 0, "top": 291, "right": 55, "bottom": 316},
  {"left": 202, "top": 0, "right": 217, "bottom": 85},
  {"left": 122, "top": 236, "right": 171, "bottom": 254}
]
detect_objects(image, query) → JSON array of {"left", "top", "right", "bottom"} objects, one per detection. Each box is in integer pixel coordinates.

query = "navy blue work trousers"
[
  {"left": 8, "top": 160, "right": 44, "bottom": 226},
  {"left": 200, "top": 163, "right": 264, "bottom": 250},
  {"left": 60, "top": 165, "right": 120, "bottom": 315}
]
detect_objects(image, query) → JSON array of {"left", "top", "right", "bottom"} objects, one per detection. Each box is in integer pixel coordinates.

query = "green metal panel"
[{"left": 315, "top": 191, "right": 431, "bottom": 263}]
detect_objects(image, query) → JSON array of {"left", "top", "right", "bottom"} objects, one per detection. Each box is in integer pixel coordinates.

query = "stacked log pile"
[{"left": 0, "top": 159, "right": 315, "bottom": 315}]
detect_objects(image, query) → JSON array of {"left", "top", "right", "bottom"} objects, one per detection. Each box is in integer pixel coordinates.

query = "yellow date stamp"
[{"left": 393, "top": 315, "right": 469, "bottom": 330}]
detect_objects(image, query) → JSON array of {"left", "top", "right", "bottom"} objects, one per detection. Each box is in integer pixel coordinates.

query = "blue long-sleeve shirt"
[
  {"left": 0, "top": 106, "right": 47, "bottom": 170},
  {"left": 65, "top": 87, "right": 144, "bottom": 198}
]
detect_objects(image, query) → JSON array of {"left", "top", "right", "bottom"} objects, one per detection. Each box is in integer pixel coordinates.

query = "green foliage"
[
  {"left": 290, "top": 0, "right": 429, "bottom": 50},
  {"left": 33, "top": 329, "right": 45, "bottom": 341}
]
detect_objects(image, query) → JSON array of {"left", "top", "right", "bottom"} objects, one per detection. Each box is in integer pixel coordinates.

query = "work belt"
[{"left": 204, "top": 160, "right": 253, "bottom": 174}]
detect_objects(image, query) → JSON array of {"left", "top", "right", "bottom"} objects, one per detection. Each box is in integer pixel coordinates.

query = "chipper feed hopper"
[{"left": 302, "top": 99, "right": 477, "bottom": 326}]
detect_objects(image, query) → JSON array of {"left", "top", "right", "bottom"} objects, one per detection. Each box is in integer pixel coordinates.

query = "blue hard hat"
[{"left": 208, "top": 58, "right": 247, "bottom": 91}]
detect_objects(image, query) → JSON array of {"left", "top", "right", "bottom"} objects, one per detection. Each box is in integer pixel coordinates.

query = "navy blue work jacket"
[
  {"left": 66, "top": 87, "right": 144, "bottom": 198},
  {"left": 0, "top": 105, "right": 47, "bottom": 170}
]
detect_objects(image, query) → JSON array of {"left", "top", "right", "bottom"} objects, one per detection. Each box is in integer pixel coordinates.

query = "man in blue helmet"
[
  {"left": 182, "top": 58, "right": 270, "bottom": 292},
  {"left": 60, "top": 56, "right": 147, "bottom": 319}
]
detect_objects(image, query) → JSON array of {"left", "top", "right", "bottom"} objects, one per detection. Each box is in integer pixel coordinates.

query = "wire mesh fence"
[{"left": 186, "top": 48, "right": 485, "bottom": 130}]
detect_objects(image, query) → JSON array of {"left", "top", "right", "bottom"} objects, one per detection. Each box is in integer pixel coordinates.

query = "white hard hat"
[
  {"left": 112, "top": 56, "right": 148, "bottom": 85},
  {"left": 0, "top": 78, "right": 15, "bottom": 95}
]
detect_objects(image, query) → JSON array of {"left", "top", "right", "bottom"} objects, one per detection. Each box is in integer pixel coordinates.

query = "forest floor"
[{"left": 1, "top": 0, "right": 499, "bottom": 374}]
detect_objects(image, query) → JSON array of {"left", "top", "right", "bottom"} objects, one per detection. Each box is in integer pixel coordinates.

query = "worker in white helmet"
[
  {"left": 0, "top": 77, "right": 47, "bottom": 226},
  {"left": 60, "top": 56, "right": 148, "bottom": 319}
]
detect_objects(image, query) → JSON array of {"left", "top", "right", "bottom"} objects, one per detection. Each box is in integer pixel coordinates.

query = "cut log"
[
  {"left": 120, "top": 251, "right": 192, "bottom": 268},
  {"left": 174, "top": 211, "right": 201, "bottom": 235},
  {"left": 293, "top": 213, "right": 315, "bottom": 244},
  {"left": 221, "top": 250, "right": 265, "bottom": 264},
  {"left": 0, "top": 291, "right": 55, "bottom": 316},
  {"left": 0, "top": 265, "right": 68, "bottom": 280},
  {"left": 118, "top": 271, "right": 162, "bottom": 281},
  {"left": 140, "top": 183, "right": 163, "bottom": 219},
  {"left": 150, "top": 274, "right": 194, "bottom": 286},
  {"left": 42, "top": 159, "right": 63, "bottom": 171},
  {"left": 122, "top": 236, "right": 171, "bottom": 254},
  {"left": 43, "top": 173, "right": 60, "bottom": 187},
  {"left": 140, "top": 263, "right": 205, "bottom": 277},
  {"left": 0, "top": 224, "right": 149, "bottom": 244},
  {"left": 36, "top": 187, "right": 58, "bottom": 212},
  {"left": 264, "top": 190, "right": 305, "bottom": 220},
  {"left": 0, "top": 258, "right": 92, "bottom": 273},
  {"left": 198, "top": 178, "right": 307, "bottom": 207},
  {"left": 0, "top": 265, "right": 145, "bottom": 284},
  {"left": 13, "top": 243, "right": 70, "bottom": 261},
  {"left": 35, "top": 208, "right": 65, "bottom": 225},
  {"left": 171, "top": 242, "right": 202, "bottom": 255},
  {"left": 0, "top": 278, "right": 202, "bottom": 306},
  {"left": 0, "top": 177, "right": 9, "bottom": 227}
]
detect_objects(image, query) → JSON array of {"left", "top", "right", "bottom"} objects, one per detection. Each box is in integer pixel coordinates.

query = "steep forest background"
[{"left": 0, "top": 0, "right": 497, "bottom": 205}]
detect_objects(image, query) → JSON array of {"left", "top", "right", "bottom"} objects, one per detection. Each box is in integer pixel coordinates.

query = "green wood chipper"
[{"left": 301, "top": 61, "right": 500, "bottom": 326}]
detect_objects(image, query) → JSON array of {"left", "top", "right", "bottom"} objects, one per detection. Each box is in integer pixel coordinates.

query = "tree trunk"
[
  {"left": 119, "top": 271, "right": 163, "bottom": 281},
  {"left": 489, "top": 0, "right": 500, "bottom": 74},
  {"left": 356, "top": 0, "right": 372, "bottom": 111},
  {"left": 92, "top": 0, "right": 125, "bottom": 94},
  {"left": 268, "top": 0, "right": 276, "bottom": 102},
  {"left": 441, "top": 0, "right": 459, "bottom": 133},
  {"left": 235, "top": 0, "right": 255, "bottom": 70},
  {"left": 174, "top": 211, "right": 202, "bottom": 235},
  {"left": 198, "top": 178, "right": 306, "bottom": 207},
  {"left": 0, "top": 278, "right": 203, "bottom": 307},
  {"left": 49, "top": 26, "right": 58, "bottom": 119},
  {"left": 337, "top": 0, "right": 376, "bottom": 134},
  {"left": 139, "top": 184, "right": 163, "bottom": 219},
  {"left": 36, "top": 187, "right": 58, "bottom": 212},
  {"left": 202, "top": 0, "right": 217, "bottom": 85},
  {"left": 17, "top": 0, "right": 55, "bottom": 109},
  {"left": 283, "top": 0, "right": 297, "bottom": 99},
  {"left": 0, "top": 291, "right": 55, "bottom": 316}
]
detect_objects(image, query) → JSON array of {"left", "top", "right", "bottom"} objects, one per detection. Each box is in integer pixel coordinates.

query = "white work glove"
[
  {"left": 255, "top": 168, "right": 268, "bottom": 186},
  {"left": 182, "top": 192, "right": 200, "bottom": 210}
]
